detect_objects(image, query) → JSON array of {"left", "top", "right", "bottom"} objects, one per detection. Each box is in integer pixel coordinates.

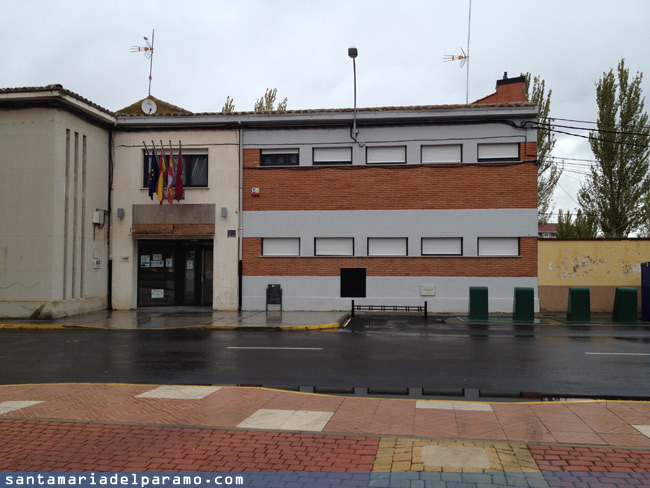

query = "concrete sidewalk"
[
  {"left": 0, "top": 308, "right": 349, "bottom": 330},
  {"left": 1, "top": 383, "right": 650, "bottom": 485}
]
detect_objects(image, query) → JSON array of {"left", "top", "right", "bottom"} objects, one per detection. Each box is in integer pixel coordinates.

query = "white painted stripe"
[
  {"left": 0, "top": 401, "right": 44, "bottom": 415},
  {"left": 633, "top": 425, "right": 650, "bottom": 438},
  {"left": 586, "top": 352, "right": 650, "bottom": 356},
  {"left": 228, "top": 346, "right": 323, "bottom": 351},
  {"left": 416, "top": 401, "right": 493, "bottom": 412}
]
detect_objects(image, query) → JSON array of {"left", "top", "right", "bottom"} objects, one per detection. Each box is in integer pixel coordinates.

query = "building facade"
[
  {"left": 240, "top": 94, "right": 539, "bottom": 312},
  {"left": 0, "top": 75, "right": 539, "bottom": 317},
  {"left": 0, "top": 86, "right": 114, "bottom": 319},
  {"left": 110, "top": 127, "right": 240, "bottom": 311}
]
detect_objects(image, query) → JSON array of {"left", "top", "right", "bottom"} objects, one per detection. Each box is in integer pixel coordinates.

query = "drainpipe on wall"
[
  {"left": 107, "top": 127, "right": 115, "bottom": 310},
  {"left": 238, "top": 124, "right": 243, "bottom": 312}
]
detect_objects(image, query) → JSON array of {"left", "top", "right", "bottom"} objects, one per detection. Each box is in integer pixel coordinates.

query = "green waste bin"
[
  {"left": 613, "top": 287, "right": 638, "bottom": 323},
  {"left": 567, "top": 287, "right": 590, "bottom": 322},
  {"left": 469, "top": 286, "right": 488, "bottom": 321},
  {"left": 513, "top": 287, "right": 535, "bottom": 322}
]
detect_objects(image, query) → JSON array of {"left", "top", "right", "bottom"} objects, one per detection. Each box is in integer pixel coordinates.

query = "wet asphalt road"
[{"left": 1, "top": 318, "right": 649, "bottom": 400}]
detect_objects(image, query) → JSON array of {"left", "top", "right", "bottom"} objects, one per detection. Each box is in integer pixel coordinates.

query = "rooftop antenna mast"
[
  {"left": 443, "top": 0, "right": 472, "bottom": 103},
  {"left": 131, "top": 30, "right": 155, "bottom": 96}
]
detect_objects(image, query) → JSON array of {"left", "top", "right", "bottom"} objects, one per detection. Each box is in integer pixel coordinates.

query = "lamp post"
[{"left": 348, "top": 47, "right": 358, "bottom": 141}]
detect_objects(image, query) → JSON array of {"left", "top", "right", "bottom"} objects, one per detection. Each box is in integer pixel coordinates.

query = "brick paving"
[
  {"left": 0, "top": 419, "right": 378, "bottom": 472},
  {"left": 2, "top": 383, "right": 650, "bottom": 484}
]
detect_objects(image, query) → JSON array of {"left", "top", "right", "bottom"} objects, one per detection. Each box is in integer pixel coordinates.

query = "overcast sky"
[{"left": 2, "top": 0, "right": 649, "bottom": 219}]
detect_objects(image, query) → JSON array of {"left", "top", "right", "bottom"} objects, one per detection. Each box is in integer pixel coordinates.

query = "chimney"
[{"left": 473, "top": 73, "right": 527, "bottom": 104}]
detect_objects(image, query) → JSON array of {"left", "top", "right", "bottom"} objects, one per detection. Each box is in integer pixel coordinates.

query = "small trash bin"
[
  {"left": 266, "top": 284, "right": 282, "bottom": 311},
  {"left": 567, "top": 287, "right": 590, "bottom": 323},
  {"left": 642, "top": 262, "right": 650, "bottom": 320},
  {"left": 469, "top": 286, "right": 488, "bottom": 321},
  {"left": 513, "top": 287, "right": 535, "bottom": 322},
  {"left": 613, "top": 287, "right": 637, "bottom": 323}
]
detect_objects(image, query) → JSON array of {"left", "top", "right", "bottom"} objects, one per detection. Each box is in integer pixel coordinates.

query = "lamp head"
[{"left": 348, "top": 47, "right": 358, "bottom": 59}]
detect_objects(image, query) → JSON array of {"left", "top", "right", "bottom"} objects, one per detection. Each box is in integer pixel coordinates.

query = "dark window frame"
[
  {"left": 420, "top": 237, "right": 464, "bottom": 256},
  {"left": 477, "top": 237, "right": 521, "bottom": 256},
  {"left": 312, "top": 147, "right": 353, "bottom": 166},
  {"left": 366, "top": 145, "right": 407, "bottom": 165},
  {"left": 313, "top": 237, "right": 355, "bottom": 256},
  {"left": 260, "top": 149, "right": 300, "bottom": 167},
  {"left": 142, "top": 152, "right": 208, "bottom": 188},
  {"left": 476, "top": 143, "right": 520, "bottom": 162},
  {"left": 420, "top": 144, "right": 463, "bottom": 164},
  {"left": 367, "top": 237, "right": 409, "bottom": 256}
]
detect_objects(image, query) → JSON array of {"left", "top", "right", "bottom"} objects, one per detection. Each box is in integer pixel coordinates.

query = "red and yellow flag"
[{"left": 157, "top": 146, "right": 166, "bottom": 204}]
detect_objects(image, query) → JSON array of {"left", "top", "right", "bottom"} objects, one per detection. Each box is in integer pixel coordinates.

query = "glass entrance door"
[{"left": 138, "top": 240, "right": 213, "bottom": 307}]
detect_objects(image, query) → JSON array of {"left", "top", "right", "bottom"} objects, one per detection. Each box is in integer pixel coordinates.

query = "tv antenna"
[
  {"left": 443, "top": 0, "right": 472, "bottom": 103},
  {"left": 131, "top": 30, "right": 155, "bottom": 96}
]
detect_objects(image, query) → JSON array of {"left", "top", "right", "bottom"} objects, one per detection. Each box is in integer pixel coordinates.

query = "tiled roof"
[
  {"left": 538, "top": 223, "right": 558, "bottom": 232},
  {"left": 186, "top": 101, "right": 535, "bottom": 117},
  {"left": 0, "top": 85, "right": 535, "bottom": 119},
  {"left": 0, "top": 85, "right": 114, "bottom": 116}
]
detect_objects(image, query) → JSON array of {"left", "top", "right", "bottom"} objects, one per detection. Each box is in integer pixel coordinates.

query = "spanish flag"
[{"left": 157, "top": 147, "right": 166, "bottom": 204}]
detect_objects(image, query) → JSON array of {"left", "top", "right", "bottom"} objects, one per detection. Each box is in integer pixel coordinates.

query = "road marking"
[
  {"left": 227, "top": 346, "right": 323, "bottom": 351},
  {"left": 586, "top": 352, "right": 650, "bottom": 356}
]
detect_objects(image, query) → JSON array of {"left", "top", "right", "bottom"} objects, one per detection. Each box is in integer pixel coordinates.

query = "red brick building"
[{"left": 239, "top": 75, "right": 539, "bottom": 312}]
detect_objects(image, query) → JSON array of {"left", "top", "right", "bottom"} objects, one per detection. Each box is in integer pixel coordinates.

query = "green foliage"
[
  {"left": 578, "top": 59, "right": 650, "bottom": 237},
  {"left": 523, "top": 73, "right": 561, "bottom": 226},
  {"left": 221, "top": 96, "right": 235, "bottom": 113},
  {"left": 254, "top": 88, "right": 288, "bottom": 112},
  {"left": 556, "top": 209, "right": 599, "bottom": 238}
]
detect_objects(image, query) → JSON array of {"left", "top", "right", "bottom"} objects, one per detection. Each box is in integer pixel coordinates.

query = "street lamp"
[{"left": 348, "top": 47, "right": 358, "bottom": 141}]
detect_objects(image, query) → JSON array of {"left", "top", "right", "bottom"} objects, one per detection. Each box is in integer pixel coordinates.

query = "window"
[
  {"left": 313, "top": 147, "right": 352, "bottom": 165},
  {"left": 368, "top": 238, "right": 408, "bottom": 256},
  {"left": 421, "top": 238, "right": 463, "bottom": 255},
  {"left": 477, "top": 237, "right": 520, "bottom": 256},
  {"left": 261, "top": 238, "right": 300, "bottom": 256},
  {"left": 366, "top": 146, "right": 406, "bottom": 164},
  {"left": 260, "top": 148, "right": 299, "bottom": 166},
  {"left": 315, "top": 238, "right": 354, "bottom": 256},
  {"left": 421, "top": 145, "right": 462, "bottom": 163},
  {"left": 143, "top": 152, "right": 208, "bottom": 188},
  {"left": 477, "top": 143, "right": 519, "bottom": 162}
]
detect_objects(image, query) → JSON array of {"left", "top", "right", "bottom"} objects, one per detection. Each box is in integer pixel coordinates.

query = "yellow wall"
[
  {"left": 538, "top": 239, "right": 650, "bottom": 312},
  {"left": 539, "top": 239, "right": 650, "bottom": 286}
]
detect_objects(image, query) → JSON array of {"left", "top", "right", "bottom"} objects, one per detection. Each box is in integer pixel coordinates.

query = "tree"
[
  {"left": 523, "top": 73, "right": 561, "bottom": 226},
  {"left": 578, "top": 59, "right": 650, "bottom": 237},
  {"left": 221, "top": 96, "right": 235, "bottom": 113},
  {"left": 254, "top": 88, "right": 288, "bottom": 112},
  {"left": 556, "top": 209, "right": 599, "bottom": 238}
]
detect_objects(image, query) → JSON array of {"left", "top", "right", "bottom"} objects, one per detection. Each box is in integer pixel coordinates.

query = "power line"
[
  {"left": 544, "top": 126, "right": 650, "bottom": 149},
  {"left": 535, "top": 120, "right": 650, "bottom": 138},
  {"left": 550, "top": 116, "right": 650, "bottom": 130}
]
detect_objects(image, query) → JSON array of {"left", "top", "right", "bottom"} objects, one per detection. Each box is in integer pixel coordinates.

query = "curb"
[{"left": 0, "top": 322, "right": 342, "bottom": 331}]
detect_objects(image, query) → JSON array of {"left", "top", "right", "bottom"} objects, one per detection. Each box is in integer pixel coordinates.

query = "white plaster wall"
[
  {"left": 111, "top": 129, "right": 240, "bottom": 311},
  {"left": 0, "top": 107, "right": 110, "bottom": 318},
  {"left": 242, "top": 276, "right": 539, "bottom": 313}
]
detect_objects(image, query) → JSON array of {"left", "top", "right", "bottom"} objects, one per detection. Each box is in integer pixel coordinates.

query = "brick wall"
[
  {"left": 242, "top": 148, "right": 537, "bottom": 212},
  {"left": 242, "top": 237, "right": 537, "bottom": 278}
]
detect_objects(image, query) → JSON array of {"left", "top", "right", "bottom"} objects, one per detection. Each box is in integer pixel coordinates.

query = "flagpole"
[
  {"left": 148, "top": 30, "right": 154, "bottom": 97},
  {"left": 466, "top": 0, "right": 472, "bottom": 104}
]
